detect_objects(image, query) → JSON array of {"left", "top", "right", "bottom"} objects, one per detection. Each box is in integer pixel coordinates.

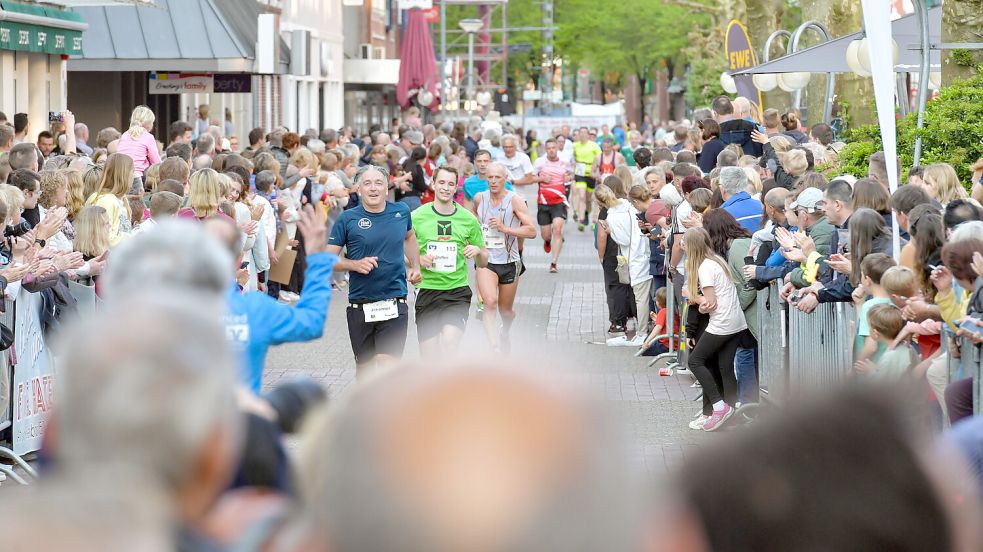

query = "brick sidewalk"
[{"left": 265, "top": 221, "right": 705, "bottom": 472}]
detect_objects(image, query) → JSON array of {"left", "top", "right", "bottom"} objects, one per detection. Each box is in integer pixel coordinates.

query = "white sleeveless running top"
[{"left": 476, "top": 190, "right": 520, "bottom": 264}]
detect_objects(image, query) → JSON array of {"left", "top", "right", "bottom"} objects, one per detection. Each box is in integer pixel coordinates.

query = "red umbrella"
[{"left": 396, "top": 9, "right": 440, "bottom": 110}]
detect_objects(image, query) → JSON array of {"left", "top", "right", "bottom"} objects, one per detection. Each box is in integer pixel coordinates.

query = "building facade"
[
  {"left": 342, "top": 0, "right": 400, "bottom": 134},
  {"left": 68, "top": 0, "right": 291, "bottom": 145},
  {"left": 277, "top": 0, "right": 345, "bottom": 134},
  {"left": 0, "top": 2, "right": 85, "bottom": 143}
]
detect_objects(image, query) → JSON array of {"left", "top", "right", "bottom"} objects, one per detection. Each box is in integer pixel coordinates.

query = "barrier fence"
[
  {"left": 0, "top": 282, "right": 98, "bottom": 485},
  {"left": 754, "top": 282, "right": 981, "bottom": 416}
]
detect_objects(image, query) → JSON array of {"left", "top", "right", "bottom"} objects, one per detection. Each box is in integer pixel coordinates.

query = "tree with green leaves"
[{"left": 553, "top": 0, "right": 706, "bottom": 123}]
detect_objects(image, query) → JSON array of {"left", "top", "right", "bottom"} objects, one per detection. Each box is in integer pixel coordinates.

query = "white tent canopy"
[{"left": 733, "top": 5, "right": 941, "bottom": 75}]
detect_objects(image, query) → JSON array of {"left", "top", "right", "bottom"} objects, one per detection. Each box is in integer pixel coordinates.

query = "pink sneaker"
[{"left": 702, "top": 404, "right": 734, "bottom": 432}]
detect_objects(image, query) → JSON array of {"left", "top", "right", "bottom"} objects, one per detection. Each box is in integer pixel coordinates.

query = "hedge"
[{"left": 833, "top": 69, "right": 983, "bottom": 185}]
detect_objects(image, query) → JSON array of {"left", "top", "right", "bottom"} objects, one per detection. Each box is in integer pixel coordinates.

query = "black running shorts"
[
  {"left": 415, "top": 286, "right": 473, "bottom": 342},
  {"left": 345, "top": 299, "right": 409, "bottom": 364}
]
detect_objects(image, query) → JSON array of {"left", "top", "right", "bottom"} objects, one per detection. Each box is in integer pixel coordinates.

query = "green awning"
[{"left": 0, "top": 1, "right": 85, "bottom": 56}]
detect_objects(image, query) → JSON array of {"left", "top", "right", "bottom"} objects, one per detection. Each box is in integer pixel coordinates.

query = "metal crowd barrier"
[
  {"left": 0, "top": 298, "right": 13, "bottom": 433},
  {"left": 749, "top": 283, "right": 983, "bottom": 417},
  {"left": 788, "top": 299, "right": 854, "bottom": 392},
  {"left": 949, "top": 335, "right": 983, "bottom": 415},
  {"left": 754, "top": 283, "right": 856, "bottom": 403},
  {"left": 755, "top": 283, "right": 788, "bottom": 402}
]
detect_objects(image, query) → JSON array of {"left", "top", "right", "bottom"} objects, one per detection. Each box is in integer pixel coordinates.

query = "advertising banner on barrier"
[{"left": 12, "top": 290, "right": 55, "bottom": 455}]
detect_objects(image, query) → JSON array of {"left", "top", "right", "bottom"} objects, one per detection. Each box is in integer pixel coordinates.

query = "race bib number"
[
  {"left": 483, "top": 225, "right": 506, "bottom": 249},
  {"left": 363, "top": 299, "right": 399, "bottom": 323},
  {"left": 427, "top": 241, "right": 457, "bottom": 273},
  {"left": 575, "top": 163, "right": 586, "bottom": 177}
]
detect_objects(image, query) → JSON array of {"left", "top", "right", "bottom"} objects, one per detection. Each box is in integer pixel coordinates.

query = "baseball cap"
[
  {"left": 790, "top": 187, "right": 824, "bottom": 212},
  {"left": 646, "top": 200, "right": 671, "bottom": 225}
]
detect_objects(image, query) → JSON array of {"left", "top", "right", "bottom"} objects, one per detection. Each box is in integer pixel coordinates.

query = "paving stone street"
[{"left": 265, "top": 222, "right": 706, "bottom": 472}]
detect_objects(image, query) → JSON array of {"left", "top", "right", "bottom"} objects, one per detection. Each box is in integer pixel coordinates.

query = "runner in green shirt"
[
  {"left": 621, "top": 130, "right": 643, "bottom": 167},
  {"left": 412, "top": 166, "right": 488, "bottom": 356}
]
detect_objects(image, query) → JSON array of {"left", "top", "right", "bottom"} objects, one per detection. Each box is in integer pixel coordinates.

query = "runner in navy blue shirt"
[{"left": 328, "top": 166, "right": 421, "bottom": 371}]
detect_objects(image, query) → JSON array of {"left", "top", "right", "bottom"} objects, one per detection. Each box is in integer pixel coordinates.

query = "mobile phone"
[
  {"left": 959, "top": 318, "right": 983, "bottom": 338},
  {"left": 49, "top": 111, "right": 64, "bottom": 123},
  {"left": 240, "top": 261, "right": 250, "bottom": 270}
]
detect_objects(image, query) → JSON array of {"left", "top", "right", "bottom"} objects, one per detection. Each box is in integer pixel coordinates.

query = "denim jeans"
[{"left": 735, "top": 346, "right": 759, "bottom": 404}]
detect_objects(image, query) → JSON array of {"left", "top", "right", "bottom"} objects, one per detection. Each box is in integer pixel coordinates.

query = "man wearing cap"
[
  {"left": 719, "top": 167, "right": 763, "bottom": 233},
  {"left": 786, "top": 187, "right": 835, "bottom": 289},
  {"left": 399, "top": 130, "right": 424, "bottom": 164}
]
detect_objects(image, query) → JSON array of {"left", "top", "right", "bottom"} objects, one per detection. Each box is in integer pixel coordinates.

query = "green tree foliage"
[
  {"left": 834, "top": 69, "right": 983, "bottom": 184},
  {"left": 553, "top": 0, "right": 701, "bottom": 91}
]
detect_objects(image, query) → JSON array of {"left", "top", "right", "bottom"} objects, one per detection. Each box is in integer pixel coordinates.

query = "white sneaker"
[
  {"left": 626, "top": 334, "right": 646, "bottom": 347},
  {"left": 689, "top": 414, "right": 710, "bottom": 430},
  {"left": 279, "top": 291, "right": 300, "bottom": 302},
  {"left": 606, "top": 336, "right": 629, "bottom": 347}
]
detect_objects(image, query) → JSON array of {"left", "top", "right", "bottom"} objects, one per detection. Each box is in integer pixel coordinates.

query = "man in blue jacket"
[
  {"left": 719, "top": 167, "right": 763, "bottom": 233},
  {"left": 205, "top": 204, "right": 338, "bottom": 393}
]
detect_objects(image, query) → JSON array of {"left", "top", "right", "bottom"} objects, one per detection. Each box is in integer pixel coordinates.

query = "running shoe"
[
  {"left": 607, "top": 324, "right": 626, "bottom": 336},
  {"left": 689, "top": 414, "right": 710, "bottom": 430},
  {"left": 702, "top": 404, "right": 735, "bottom": 432},
  {"left": 549, "top": 262, "right": 558, "bottom": 273},
  {"left": 543, "top": 240, "right": 551, "bottom": 253}
]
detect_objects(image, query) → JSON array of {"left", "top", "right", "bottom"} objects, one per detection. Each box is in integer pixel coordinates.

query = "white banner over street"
[{"left": 861, "top": 0, "right": 902, "bottom": 260}]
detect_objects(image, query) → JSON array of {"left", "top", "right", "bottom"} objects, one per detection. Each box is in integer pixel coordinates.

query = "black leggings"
[
  {"left": 601, "top": 257, "right": 635, "bottom": 326},
  {"left": 688, "top": 331, "right": 740, "bottom": 413}
]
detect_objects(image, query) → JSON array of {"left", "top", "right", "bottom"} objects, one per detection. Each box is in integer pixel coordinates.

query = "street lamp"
[{"left": 459, "top": 18, "right": 483, "bottom": 112}]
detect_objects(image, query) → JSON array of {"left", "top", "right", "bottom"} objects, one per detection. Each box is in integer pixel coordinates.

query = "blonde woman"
[
  {"left": 683, "top": 227, "right": 746, "bottom": 431},
  {"left": 39, "top": 171, "right": 74, "bottom": 251},
  {"left": 743, "top": 166, "right": 762, "bottom": 198},
  {"left": 116, "top": 106, "right": 161, "bottom": 184},
  {"left": 923, "top": 163, "right": 967, "bottom": 206},
  {"left": 143, "top": 162, "right": 161, "bottom": 195},
  {"left": 58, "top": 168, "right": 86, "bottom": 222},
  {"left": 81, "top": 165, "right": 104, "bottom": 208},
  {"left": 0, "top": 184, "right": 24, "bottom": 227},
  {"left": 85, "top": 153, "right": 133, "bottom": 246},
  {"left": 179, "top": 168, "right": 222, "bottom": 220},
  {"left": 73, "top": 205, "right": 111, "bottom": 285},
  {"left": 594, "top": 183, "right": 635, "bottom": 336},
  {"left": 225, "top": 173, "right": 267, "bottom": 291}
]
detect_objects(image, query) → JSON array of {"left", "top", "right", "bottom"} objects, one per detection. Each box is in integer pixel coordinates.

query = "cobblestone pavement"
[{"left": 266, "top": 222, "right": 705, "bottom": 473}]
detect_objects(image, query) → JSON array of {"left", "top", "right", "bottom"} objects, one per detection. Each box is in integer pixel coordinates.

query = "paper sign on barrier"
[{"left": 12, "top": 289, "right": 55, "bottom": 455}]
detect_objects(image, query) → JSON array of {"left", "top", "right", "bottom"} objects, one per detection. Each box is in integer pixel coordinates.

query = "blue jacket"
[
  {"left": 722, "top": 191, "right": 764, "bottom": 234},
  {"left": 226, "top": 252, "right": 338, "bottom": 392}
]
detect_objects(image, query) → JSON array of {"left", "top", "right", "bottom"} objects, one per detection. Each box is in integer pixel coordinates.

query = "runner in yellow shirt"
[{"left": 572, "top": 127, "right": 601, "bottom": 231}]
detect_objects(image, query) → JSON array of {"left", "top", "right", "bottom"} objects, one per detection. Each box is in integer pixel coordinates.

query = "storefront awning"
[
  {"left": 733, "top": 5, "right": 942, "bottom": 75},
  {"left": 68, "top": 0, "right": 289, "bottom": 73},
  {"left": 0, "top": 1, "right": 87, "bottom": 56}
]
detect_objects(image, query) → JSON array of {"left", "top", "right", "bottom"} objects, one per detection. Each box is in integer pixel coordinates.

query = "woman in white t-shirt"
[{"left": 683, "top": 227, "right": 747, "bottom": 432}]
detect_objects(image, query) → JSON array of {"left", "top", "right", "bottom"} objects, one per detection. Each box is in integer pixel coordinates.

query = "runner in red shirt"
[{"left": 532, "top": 138, "right": 573, "bottom": 273}]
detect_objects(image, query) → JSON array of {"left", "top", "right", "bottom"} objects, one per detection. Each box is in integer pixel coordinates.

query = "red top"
[
  {"left": 655, "top": 307, "right": 680, "bottom": 349},
  {"left": 598, "top": 152, "right": 617, "bottom": 179},
  {"left": 533, "top": 157, "right": 568, "bottom": 205}
]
